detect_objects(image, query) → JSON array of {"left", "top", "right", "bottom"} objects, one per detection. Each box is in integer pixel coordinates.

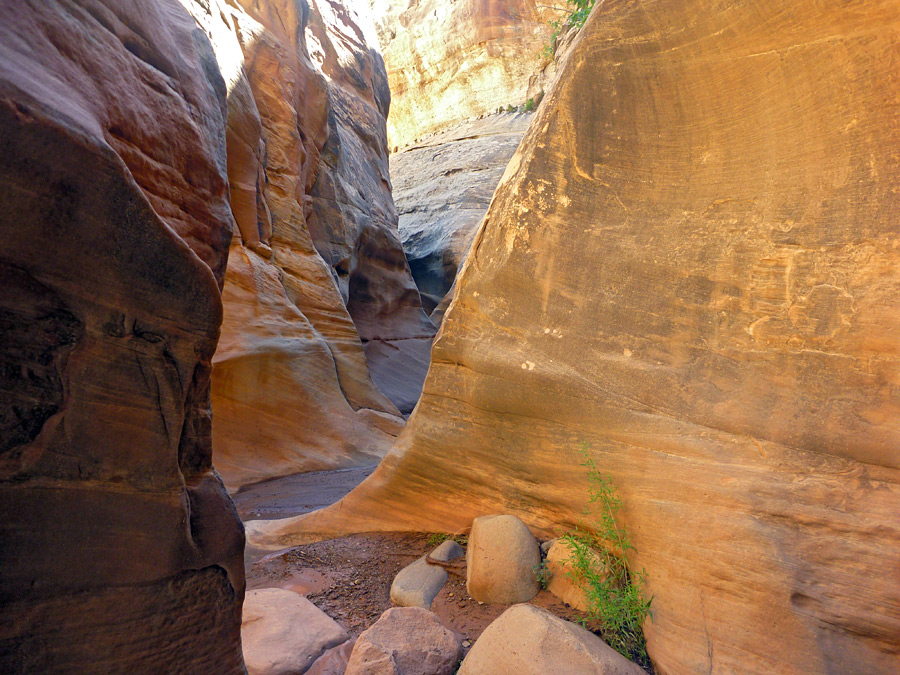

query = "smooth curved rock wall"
[
  {"left": 0, "top": 1, "right": 244, "bottom": 671},
  {"left": 249, "top": 2, "right": 900, "bottom": 672},
  {"left": 191, "top": 0, "right": 433, "bottom": 489},
  {"left": 392, "top": 113, "right": 532, "bottom": 318}
]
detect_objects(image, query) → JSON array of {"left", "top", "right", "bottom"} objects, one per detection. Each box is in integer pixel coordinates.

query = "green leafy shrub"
[
  {"left": 544, "top": 0, "right": 596, "bottom": 58},
  {"left": 564, "top": 446, "right": 652, "bottom": 666},
  {"left": 425, "top": 532, "right": 469, "bottom": 548},
  {"left": 565, "top": 0, "right": 596, "bottom": 28},
  {"left": 532, "top": 559, "right": 551, "bottom": 589},
  {"left": 523, "top": 97, "right": 535, "bottom": 112}
]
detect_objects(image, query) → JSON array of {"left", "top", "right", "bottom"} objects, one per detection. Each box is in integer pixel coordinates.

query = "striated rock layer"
[
  {"left": 0, "top": 1, "right": 244, "bottom": 672},
  {"left": 378, "top": 2, "right": 579, "bottom": 320},
  {"left": 192, "top": 0, "right": 433, "bottom": 489},
  {"left": 306, "top": 0, "right": 436, "bottom": 417},
  {"left": 367, "top": 0, "right": 565, "bottom": 149},
  {"left": 249, "top": 1, "right": 900, "bottom": 673}
]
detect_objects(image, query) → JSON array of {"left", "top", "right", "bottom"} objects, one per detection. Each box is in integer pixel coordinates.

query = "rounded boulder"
[
  {"left": 466, "top": 514, "right": 541, "bottom": 603},
  {"left": 345, "top": 606, "right": 462, "bottom": 675},
  {"left": 458, "top": 604, "right": 645, "bottom": 675}
]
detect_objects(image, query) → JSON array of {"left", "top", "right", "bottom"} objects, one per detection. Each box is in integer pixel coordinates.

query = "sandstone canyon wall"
[
  {"left": 191, "top": 0, "right": 434, "bottom": 490},
  {"left": 375, "top": 0, "right": 568, "bottom": 320},
  {"left": 0, "top": 1, "right": 244, "bottom": 671},
  {"left": 367, "top": 0, "right": 564, "bottom": 150},
  {"left": 392, "top": 114, "right": 533, "bottom": 320},
  {"left": 250, "top": 1, "right": 900, "bottom": 673}
]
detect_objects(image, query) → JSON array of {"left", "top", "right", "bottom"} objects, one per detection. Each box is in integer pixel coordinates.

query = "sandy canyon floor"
[{"left": 234, "top": 469, "right": 651, "bottom": 671}]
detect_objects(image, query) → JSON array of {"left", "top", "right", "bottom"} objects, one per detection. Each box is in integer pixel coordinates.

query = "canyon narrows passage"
[{"left": 1, "top": 1, "right": 899, "bottom": 674}]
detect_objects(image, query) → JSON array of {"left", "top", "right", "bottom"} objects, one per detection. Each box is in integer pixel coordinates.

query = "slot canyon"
[{"left": 1, "top": 1, "right": 899, "bottom": 674}]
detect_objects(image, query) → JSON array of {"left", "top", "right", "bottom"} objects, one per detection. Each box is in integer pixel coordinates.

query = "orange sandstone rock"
[
  {"left": 191, "top": 0, "right": 432, "bottom": 488},
  {"left": 365, "top": 0, "right": 566, "bottom": 149},
  {"left": 248, "top": 1, "right": 900, "bottom": 672}
]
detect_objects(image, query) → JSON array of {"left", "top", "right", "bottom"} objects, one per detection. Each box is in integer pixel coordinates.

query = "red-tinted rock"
[{"left": 0, "top": 0, "right": 243, "bottom": 671}]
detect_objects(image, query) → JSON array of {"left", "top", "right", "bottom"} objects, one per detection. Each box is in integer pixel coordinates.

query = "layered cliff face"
[
  {"left": 367, "top": 0, "right": 564, "bottom": 150},
  {"left": 376, "top": 0, "right": 570, "bottom": 320},
  {"left": 249, "top": 1, "right": 900, "bottom": 673},
  {"left": 0, "top": 1, "right": 244, "bottom": 671},
  {"left": 305, "top": 1, "right": 437, "bottom": 416},
  {"left": 190, "top": 0, "right": 433, "bottom": 489}
]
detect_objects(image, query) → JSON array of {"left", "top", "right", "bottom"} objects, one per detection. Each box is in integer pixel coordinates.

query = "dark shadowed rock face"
[
  {"left": 0, "top": 1, "right": 244, "bottom": 671},
  {"left": 392, "top": 114, "right": 532, "bottom": 319},
  {"left": 250, "top": 1, "right": 900, "bottom": 673}
]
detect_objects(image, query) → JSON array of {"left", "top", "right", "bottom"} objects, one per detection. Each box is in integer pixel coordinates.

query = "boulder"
[
  {"left": 458, "top": 604, "right": 645, "bottom": 675},
  {"left": 249, "top": 1, "right": 900, "bottom": 672},
  {"left": 391, "top": 539, "right": 464, "bottom": 609},
  {"left": 242, "top": 589, "right": 349, "bottom": 675},
  {"left": 306, "top": 639, "right": 356, "bottom": 675},
  {"left": 344, "top": 607, "right": 461, "bottom": 675},
  {"left": 466, "top": 515, "right": 541, "bottom": 604},
  {"left": 546, "top": 538, "right": 608, "bottom": 613}
]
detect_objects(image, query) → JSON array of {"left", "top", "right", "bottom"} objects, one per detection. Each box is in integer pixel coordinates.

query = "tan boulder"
[
  {"left": 391, "top": 539, "right": 464, "bottom": 609},
  {"left": 344, "top": 607, "right": 462, "bottom": 675},
  {"left": 458, "top": 604, "right": 645, "bottom": 675},
  {"left": 0, "top": 0, "right": 244, "bottom": 670},
  {"left": 249, "top": 1, "right": 900, "bottom": 673},
  {"left": 546, "top": 538, "right": 608, "bottom": 613},
  {"left": 467, "top": 515, "right": 541, "bottom": 604},
  {"left": 242, "top": 589, "right": 350, "bottom": 675},
  {"left": 306, "top": 639, "right": 357, "bottom": 675}
]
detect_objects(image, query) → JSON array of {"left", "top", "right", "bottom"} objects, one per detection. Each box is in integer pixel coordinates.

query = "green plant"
[
  {"left": 533, "top": 559, "right": 551, "bottom": 589},
  {"left": 505, "top": 104, "right": 516, "bottom": 113},
  {"left": 564, "top": 0, "right": 595, "bottom": 28},
  {"left": 425, "top": 532, "right": 469, "bottom": 548},
  {"left": 523, "top": 97, "right": 535, "bottom": 112},
  {"left": 543, "top": 0, "right": 596, "bottom": 58},
  {"left": 564, "top": 445, "right": 652, "bottom": 666}
]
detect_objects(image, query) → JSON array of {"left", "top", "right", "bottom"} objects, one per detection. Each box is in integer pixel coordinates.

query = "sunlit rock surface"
[
  {"left": 374, "top": 1, "right": 572, "bottom": 318},
  {"left": 189, "top": 0, "right": 432, "bottom": 489},
  {"left": 0, "top": 0, "right": 244, "bottom": 671},
  {"left": 248, "top": 2, "right": 900, "bottom": 672},
  {"left": 366, "top": 0, "right": 565, "bottom": 150}
]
